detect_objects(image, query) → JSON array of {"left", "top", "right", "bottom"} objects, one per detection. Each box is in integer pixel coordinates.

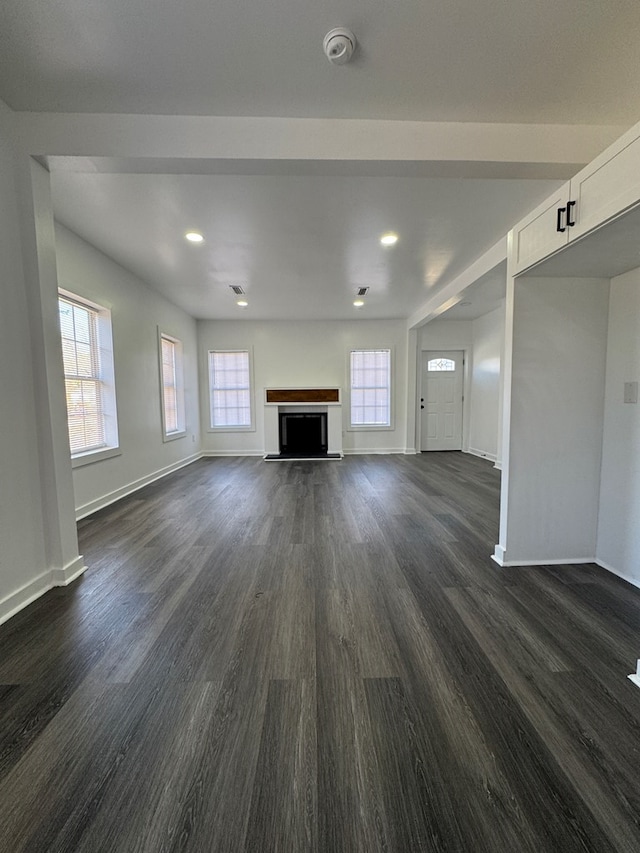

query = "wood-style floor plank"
[{"left": 1, "top": 452, "right": 640, "bottom": 851}]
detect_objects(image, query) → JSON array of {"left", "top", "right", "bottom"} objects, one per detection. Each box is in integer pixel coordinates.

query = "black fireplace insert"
[{"left": 279, "top": 412, "right": 328, "bottom": 456}]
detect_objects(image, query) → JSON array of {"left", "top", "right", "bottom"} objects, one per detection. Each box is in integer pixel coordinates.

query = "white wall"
[
  {"left": 597, "top": 267, "right": 640, "bottom": 586},
  {"left": 197, "top": 319, "right": 409, "bottom": 454},
  {"left": 468, "top": 305, "right": 504, "bottom": 462},
  {"left": 54, "top": 225, "right": 200, "bottom": 517},
  {"left": 497, "top": 276, "right": 609, "bottom": 565},
  {"left": 419, "top": 319, "right": 472, "bottom": 352},
  {"left": 0, "top": 100, "right": 51, "bottom": 622}
]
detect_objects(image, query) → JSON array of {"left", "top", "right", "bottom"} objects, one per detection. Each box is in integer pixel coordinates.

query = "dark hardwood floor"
[{"left": 1, "top": 452, "right": 639, "bottom": 852}]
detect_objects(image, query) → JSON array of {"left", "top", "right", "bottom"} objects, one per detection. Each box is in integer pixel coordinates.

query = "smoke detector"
[{"left": 323, "top": 28, "right": 356, "bottom": 65}]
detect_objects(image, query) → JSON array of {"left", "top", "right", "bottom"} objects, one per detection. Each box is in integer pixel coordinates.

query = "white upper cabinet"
[
  {"left": 510, "top": 119, "right": 640, "bottom": 275},
  {"left": 510, "top": 182, "right": 570, "bottom": 275},
  {"left": 570, "top": 123, "right": 640, "bottom": 241}
]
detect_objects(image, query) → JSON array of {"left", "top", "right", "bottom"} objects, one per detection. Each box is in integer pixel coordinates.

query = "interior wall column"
[
  {"left": 405, "top": 327, "right": 418, "bottom": 453},
  {"left": 15, "top": 155, "right": 85, "bottom": 583}
]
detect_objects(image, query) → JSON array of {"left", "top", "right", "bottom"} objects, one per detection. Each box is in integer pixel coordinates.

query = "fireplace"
[
  {"left": 279, "top": 412, "right": 328, "bottom": 456},
  {"left": 263, "top": 388, "right": 343, "bottom": 459}
]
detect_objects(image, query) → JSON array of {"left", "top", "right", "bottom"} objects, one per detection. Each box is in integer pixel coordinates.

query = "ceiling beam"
[
  {"left": 407, "top": 237, "right": 507, "bottom": 329},
  {"left": 16, "top": 114, "right": 626, "bottom": 179}
]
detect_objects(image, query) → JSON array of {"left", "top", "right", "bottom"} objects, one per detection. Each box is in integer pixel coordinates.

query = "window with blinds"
[
  {"left": 160, "top": 333, "right": 185, "bottom": 438},
  {"left": 58, "top": 292, "right": 118, "bottom": 459},
  {"left": 208, "top": 350, "right": 252, "bottom": 428},
  {"left": 350, "top": 349, "right": 391, "bottom": 427}
]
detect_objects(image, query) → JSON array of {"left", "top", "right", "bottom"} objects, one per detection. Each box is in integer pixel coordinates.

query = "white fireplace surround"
[{"left": 263, "top": 388, "right": 343, "bottom": 456}]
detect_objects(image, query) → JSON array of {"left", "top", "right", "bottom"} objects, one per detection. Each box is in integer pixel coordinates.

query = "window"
[
  {"left": 58, "top": 291, "right": 118, "bottom": 461},
  {"left": 427, "top": 357, "right": 456, "bottom": 372},
  {"left": 208, "top": 350, "right": 252, "bottom": 428},
  {"left": 350, "top": 348, "right": 391, "bottom": 427},
  {"left": 159, "top": 333, "right": 186, "bottom": 440}
]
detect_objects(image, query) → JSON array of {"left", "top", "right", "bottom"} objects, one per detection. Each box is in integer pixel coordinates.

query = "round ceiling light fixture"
[
  {"left": 380, "top": 232, "right": 398, "bottom": 246},
  {"left": 237, "top": 299, "right": 249, "bottom": 308},
  {"left": 323, "top": 28, "right": 357, "bottom": 65},
  {"left": 353, "top": 299, "right": 365, "bottom": 308},
  {"left": 185, "top": 231, "right": 204, "bottom": 243}
]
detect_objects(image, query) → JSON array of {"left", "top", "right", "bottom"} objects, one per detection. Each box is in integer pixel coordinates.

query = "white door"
[{"left": 421, "top": 351, "right": 464, "bottom": 451}]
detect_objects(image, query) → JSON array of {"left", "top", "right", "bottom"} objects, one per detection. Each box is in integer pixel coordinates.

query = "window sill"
[
  {"left": 347, "top": 424, "right": 393, "bottom": 432},
  {"left": 163, "top": 429, "right": 187, "bottom": 443},
  {"left": 71, "top": 446, "right": 121, "bottom": 468},
  {"left": 207, "top": 425, "right": 256, "bottom": 433}
]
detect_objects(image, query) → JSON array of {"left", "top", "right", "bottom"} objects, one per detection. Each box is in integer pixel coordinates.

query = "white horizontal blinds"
[
  {"left": 350, "top": 349, "right": 391, "bottom": 425},
  {"left": 58, "top": 296, "right": 105, "bottom": 454},
  {"left": 161, "top": 337, "right": 179, "bottom": 433},
  {"left": 209, "top": 350, "right": 251, "bottom": 427}
]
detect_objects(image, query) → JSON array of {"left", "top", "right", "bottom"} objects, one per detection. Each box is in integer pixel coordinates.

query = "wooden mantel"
[{"left": 265, "top": 388, "right": 340, "bottom": 404}]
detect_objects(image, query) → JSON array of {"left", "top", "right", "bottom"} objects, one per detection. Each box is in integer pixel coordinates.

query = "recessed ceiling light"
[
  {"left": 185, "top": 231, "right": 204, "bottom": 243},
  {"left": 380, "top": 232, "right": 398, "bottom": 246},
  {"left": 353, "top": 299, "right": 365, "bottom": 308},
  {"left": 237, "top": 299, "right": 249, "bottom": 308}
]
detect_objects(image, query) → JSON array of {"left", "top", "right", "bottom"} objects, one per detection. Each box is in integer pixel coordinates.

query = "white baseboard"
[
  {"left": 75, "top": 453, "right": 202, "bottom": 520},
  {"left": 0, "top": 571, "right": 52, "bottom": 627},
  {"left": 201, "top": 450, "right": 265, "bottom": 457},
  {"left": 595, "top": 558, "right": 640, "bottom": 591},
  {"left": 465, "top": 447, "right": 497, "bottom": 463},
  {"left": 491, "top": 545, "right": 506, "bottom": 565},
  {"left": 0, "top": 555, "right": 87, "bottom": 627},
  {"left": 404, "top": 448, "right": 418, "bottom": 455},
  {"left": 492, "top": 552, "right": 640, "bottom": 591},
  {"left": 50, "top": 555, "right": 87, "bottom": 586},
  {"left": 492, "top": 548, "right": 596, "bottom": 568},
  {"left": 203, "top": 448, "right": 413, "bottom": 458},
  {"left": 342, "top": 448, "right": 406, "bottom": 455},
  {"left": 494, "top": 460, "right": 502, "bottom": 471}
]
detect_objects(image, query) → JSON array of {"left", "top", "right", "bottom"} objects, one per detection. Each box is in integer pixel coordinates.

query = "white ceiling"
[
  {"left": 5, "top": 0, "right": 640, "bottom": 322},
  {"left": 2, "top": 0, "right": 640, "bottom": 124},
  {"left": 51, "top": 169, "right": 560, "bottom": 320},
  {"left": 436, "top": 266, "right": 508, "bottom": 322}
]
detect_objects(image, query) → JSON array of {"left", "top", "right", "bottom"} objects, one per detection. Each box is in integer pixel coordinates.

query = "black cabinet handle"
[
  {"left": 556, "top": 206, "right": 566, "bottom": 233},
  {"left": 566, "top": 200, "right": 576, "bottom": 227}
]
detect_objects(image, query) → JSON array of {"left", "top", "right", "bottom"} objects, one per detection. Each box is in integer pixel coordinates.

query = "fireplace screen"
[{"left": 279, "top": 412, "right": 328, "bottom": 456}]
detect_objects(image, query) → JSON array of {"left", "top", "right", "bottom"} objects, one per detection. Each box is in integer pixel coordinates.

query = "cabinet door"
[
  {"left": 511, "top": 181, "right": 570, "bottom": 275},
  {"left": 570, "top": 121, "right": 640, "bottom": 241}
]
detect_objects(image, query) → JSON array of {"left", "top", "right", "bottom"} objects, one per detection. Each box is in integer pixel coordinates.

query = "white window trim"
[
  {"left": 158, "top": 329, "right": 187, "bottom": 442},
  {"left": 346, "top": 346, "right": 394, "bottom": 432},
  {"left": 71, "top": 446, "right": 121, "bottom": 468},
  {"left": 58, "top": 288, "right": 120, "bottom": 467},
  {"left": 207, "top": 347, "right": 256, "bottom": 433}
]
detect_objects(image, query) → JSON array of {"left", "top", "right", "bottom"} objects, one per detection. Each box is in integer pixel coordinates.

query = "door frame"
[{"left": 417, "top": 347, "right": 470, "bottom": 453}]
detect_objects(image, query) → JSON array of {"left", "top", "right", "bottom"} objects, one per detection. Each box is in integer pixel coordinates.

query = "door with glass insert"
[{"left": 421, "top": 351, "right": 463, "bottom": 451}]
